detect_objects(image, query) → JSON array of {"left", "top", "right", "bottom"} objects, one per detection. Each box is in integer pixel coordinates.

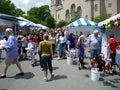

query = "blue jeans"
[
  {"left": 41, "top": 56, "right": 53, "bottom": 74},
  {"left": 90, "top": 49, "right": 101, "bottom": 58},
  {"left": 60, "top": 43, "right": 66, "bottom": 58}
]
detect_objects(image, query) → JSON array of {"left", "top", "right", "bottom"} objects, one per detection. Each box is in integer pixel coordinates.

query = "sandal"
[{"left": 0, "top": 74, "right": 6, "bottom": 78}]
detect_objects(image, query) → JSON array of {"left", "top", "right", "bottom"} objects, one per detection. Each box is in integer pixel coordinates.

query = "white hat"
[{"left": 6, "top": 28, "right": 13, "bottom": 32}]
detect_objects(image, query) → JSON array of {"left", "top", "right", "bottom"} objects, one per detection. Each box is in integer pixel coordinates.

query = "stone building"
[{"left": 50, "top": 0, "right": 120, "bottom": 23}]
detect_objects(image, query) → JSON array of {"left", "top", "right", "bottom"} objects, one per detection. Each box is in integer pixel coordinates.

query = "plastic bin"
[
  {"left": 91, "top": 68, "right": 100, "bottom": 81},
  {"left": 67, "top": 57, "right": 73, "bottom": 65}
]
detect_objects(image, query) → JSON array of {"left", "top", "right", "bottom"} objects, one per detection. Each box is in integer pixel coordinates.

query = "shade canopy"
[
  {"left": 67, "top": 18, "right": 97, "bottom": 27},
  {"left": 36, "top": 24, "right": 48, "bottom": 29},
  {"left": 98, "top": 13, "right": 120, "bottom": 26},
  {"left": 18, "top": 17, "right": 39, "bottom": 27},
  {"left": 0, "top": 13, "right": 18, "bottom": 22}
]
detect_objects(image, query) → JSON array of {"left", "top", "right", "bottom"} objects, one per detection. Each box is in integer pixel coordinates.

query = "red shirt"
[
  {"left": 27, "top": 36, "right": 38, "bottom": 43},
  {"left": 107, "top": 38, "right": 118, "bottom": 53}
]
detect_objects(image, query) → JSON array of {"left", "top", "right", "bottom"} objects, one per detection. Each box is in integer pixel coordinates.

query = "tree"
[
  {"left": 56, "top": 20, "right": 68, "bottom": 28},
  {"left": 93, "top": 14, "right": 110, "bottom": 23},
  {"left": 27, "top": 5, "right": 51, "bottom": 22},
  {"left": 27, "top": 5, "right": 57, "bottom": 28},
  {"left": 27, "top": 7, "right": 38, "bottom": 18},
  {"left": 0, "top": 0, "right": 24, "bottom": 16},
  {"left": 45, "top": 15, "right": 56, "bottom": 28},
  {"left": 24, "top": 15, "right": 40, "bottom": 23},
  {"left": 12, "top": 8, "right": 25, "bottom": 17},
  {"left": 0, "top": 0, "right": 14, "bottom": 15}
]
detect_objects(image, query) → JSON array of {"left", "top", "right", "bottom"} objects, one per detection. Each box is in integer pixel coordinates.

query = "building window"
[
  {"left": 77, "top": 6, "right": 82, "bottom": 18},
  {"left": 56, "top": 0, "right": 62, "bottom": 5},
  {"left": 65, "top": 9, "right": 70, "bottom": 21},
  {"left": 71, "top": 4, "right": 76, "bottom": 19},
  {"left": 108, "top": 3, "right": 112, "bottom": 8},
  {"left": 94, "top": 4, "right": 98, "bottom": 12}
]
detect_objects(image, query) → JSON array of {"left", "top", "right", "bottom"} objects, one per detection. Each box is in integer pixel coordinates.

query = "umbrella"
[{"left": 67, "top": 18, "right": 97, "bottom": 27}]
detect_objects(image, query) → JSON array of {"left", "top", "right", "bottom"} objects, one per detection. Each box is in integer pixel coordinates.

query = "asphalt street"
[{"left": 0, "top": 50, "right": 120, "bottom": 90}]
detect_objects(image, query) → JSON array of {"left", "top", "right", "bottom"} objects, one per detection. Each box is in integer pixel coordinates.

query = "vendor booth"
[
  {"left": 98, "top": 13, "right": 120, "bottom": 40},
  {"left": 18, "top": 17, "right": 48, "bottom": 34},
  {"left": 36, "top": 24, "right": 48, "bottom": 30},
  {"left": 0, "top": 13, "right": 18, "bottom": 37},
  {"left": 98, "top": 13, "right": 120, "bottom": 60},
  {"left": 67, "top": 18, "right": 97, "bottom": 36}
]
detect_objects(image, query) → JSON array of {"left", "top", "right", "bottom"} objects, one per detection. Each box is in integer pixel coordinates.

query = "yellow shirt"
[{"left": 40, "top": 41, "right": 52, "bottom": 56}]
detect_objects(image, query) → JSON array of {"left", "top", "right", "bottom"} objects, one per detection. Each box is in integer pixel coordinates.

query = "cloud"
[{"left": 10, "top": 0, "right": 50, "bottom": 12}]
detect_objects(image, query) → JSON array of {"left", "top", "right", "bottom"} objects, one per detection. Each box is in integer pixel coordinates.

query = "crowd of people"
[{"left": 0, "top": 27, "right": 120, "bottom": 81}]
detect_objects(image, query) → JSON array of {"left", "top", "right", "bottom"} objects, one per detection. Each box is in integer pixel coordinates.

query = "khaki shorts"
[{"left": 5, "top": 58, "right": 19, "bottom": 67}]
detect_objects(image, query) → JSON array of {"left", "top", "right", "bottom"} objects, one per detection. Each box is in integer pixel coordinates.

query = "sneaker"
[
  {"left": 43, "top": 77, "right": 48, "bottom": 81},
  {"left": 57, "top": 57, "right": 61, "bottom": 60}
]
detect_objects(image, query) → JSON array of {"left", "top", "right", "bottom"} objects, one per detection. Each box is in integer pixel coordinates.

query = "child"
[
  {"left": 0, "top": 36, "right": 7, "bottom": 59},
  {"left": 77, "top": 37, "right": 86, "bottom": 70},
  {"left": 27, "top": 38, "right": 36, "bottom": 67},
  {"left": 56, "top": 39, "right": 61, "bottom": 60},
  {"left": 0, "top": 36, "right": 7, "bottom": 47}
]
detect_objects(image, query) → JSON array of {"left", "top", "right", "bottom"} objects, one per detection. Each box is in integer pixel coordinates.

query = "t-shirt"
[
  {"left": 69, "top": 36, "right": 75, "bottom": 47},
  {"left": 107, "top": 38, "right": 118, "bottom": 53},
  {"left": 40, "top": 41, "right": 52, "bottom": 56},
  {"left": 87, "top": 34, "right": 101, "bottom": 50}
]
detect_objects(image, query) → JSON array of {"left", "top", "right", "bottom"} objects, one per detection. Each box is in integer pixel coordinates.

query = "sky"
[{"left": 10, "top": 0, "right": 51, "bottom": 12}]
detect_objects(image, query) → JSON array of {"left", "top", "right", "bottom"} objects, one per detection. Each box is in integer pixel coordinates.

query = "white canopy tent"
[
  {"left": 18, "top": 17, "right": 48, "bottom": 30},
  {"left": 18, "top": 17, "right": 44, "bottom": 34},
  {"left": 18, "top": 17, "right": 40, "bottom": 27},
  {"left": 67, "top": 18, "right": 97, "bottom": 36},
  {"left": 98, "top": 13, "right": 120, "bottom": 42},
  {"left": 98, "top": 13, "right": 120, "bottom": 26},
  {"left": 36, "top": 24, "right": 48, "bottom": 29}
]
